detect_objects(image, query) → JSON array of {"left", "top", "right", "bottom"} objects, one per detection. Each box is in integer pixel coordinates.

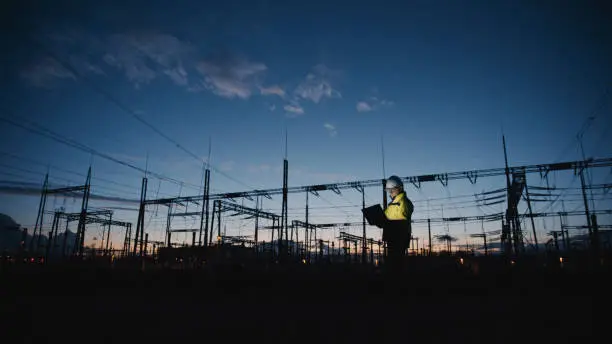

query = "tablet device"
[{"left": 361, "top": 204, "right": 386, "bottom": 228}]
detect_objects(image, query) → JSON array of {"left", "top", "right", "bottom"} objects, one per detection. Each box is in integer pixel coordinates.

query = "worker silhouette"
[{"left": 383, "top": 175, "right": 413, "bottom": 272}]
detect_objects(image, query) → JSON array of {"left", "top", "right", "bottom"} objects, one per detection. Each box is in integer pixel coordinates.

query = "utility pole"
[
  {"left": 524, "top": 173, "right": 539, "bottom": 252},
  {"left": 591, "top": 214, "right": 600, "bottom": 256},
  {"left": 254, "top": 196, "right": 260, "bottom": 247},
  {"left": 502, "top": 135, "right": 514, "bottom": 255},
  {"left": 428, "top": 218, "right": 432, "bottom": 256},
  {"left": 481, "top": 219, "right": 488, "bottom": 256},
  {"left": 31, "top": 173, "right": 48, "bottom": 253},
  {"left": 361, "top": 185, "right": 367, "bottom": 264},
  {"left": 61, "top": 220, "right": 69, "bottom": 257},
  {"left": 305, "top": 191, "right": 309, "bottom": 257},
  {"left": 46, "top": 212, "right": 58, "bottom": 260},
  {"left": 280, "top": 159, "right": 288, "bottom": 257},
  {"left": 133, "top": 176, "right": 148, "bottom": 255},
  {"left": 123, "top": 224, "right": 131, "bottom": 257},
  {"left": 75, "top": 167, "right": 91, "bottom": 256},
  {"left": 579, "top": 166, "right": 593, "bottom": 247},
  {"left": 165, "top": 203, "right": 173, "bottom": 247},
  {"left": 105, "top": 213, "right": 112, "bottom": 254},
  {"left": 199, "top": 168, "right": 210, "bottom": 246},
  {"left": 203, "top": 139, "right": 212, "bottom": 246},
  {"left": 217, "top": 200, "right": 222, "bottom": 244},
  {"left": 561, "top": 201, "right": 570, "bottom": 250},
  {"left": 381, "top": 135, "right": 388, "bottom": 209}
]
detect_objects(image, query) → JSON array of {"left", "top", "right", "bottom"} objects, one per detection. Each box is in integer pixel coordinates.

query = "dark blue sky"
[{"left": 1, "top": 0, "right": 611, "bottom": 248}]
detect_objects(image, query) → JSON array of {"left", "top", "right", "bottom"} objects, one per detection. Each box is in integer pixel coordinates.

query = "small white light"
[
  {"left": 559, "top": 257, "right": 564, "bottom": 263},
  {"left": 459, "top": 258, "right": 464, "bottom": 265}
]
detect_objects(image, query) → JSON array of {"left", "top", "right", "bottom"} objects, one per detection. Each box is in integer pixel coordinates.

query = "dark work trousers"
[
  {"left": 383, "top": 220, "right": 411, "bottom": 273},
  {"left": 386, "top": 238, "right": 408, "bottom": 271}
]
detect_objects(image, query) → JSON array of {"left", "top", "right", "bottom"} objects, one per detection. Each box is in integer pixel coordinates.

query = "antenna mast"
[
  {"left": 207, "top": 136, "right": 212, "bottom": 169},
  {"left": 381, "top": 134, "right": 386, "bottom": 178}
]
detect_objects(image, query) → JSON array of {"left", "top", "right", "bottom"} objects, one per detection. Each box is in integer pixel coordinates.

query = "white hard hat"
[{"left": 385, "top": 175, "right": 403, "bottom": 189}]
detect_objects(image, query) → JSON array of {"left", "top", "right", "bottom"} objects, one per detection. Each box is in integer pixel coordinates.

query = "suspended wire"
[
  {"left": 0, "top": 164, "right": 144, "bottom": 199},
  {"left": 552, "top": 86, "right": 610, "bottom": 163},
  {"left": 0, "top": 150, "right": 145, "bottom": 193},
  {"left": 0, "top": 113, "right": 205, "bottom": 191},
  {"left": 26, "top": 35, "right": 255, "bottom": 192}
]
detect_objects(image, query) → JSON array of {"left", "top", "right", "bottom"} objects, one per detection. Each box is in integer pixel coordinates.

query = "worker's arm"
[{"left": 403, "top": 199, "right": 414, "bottom": 220}]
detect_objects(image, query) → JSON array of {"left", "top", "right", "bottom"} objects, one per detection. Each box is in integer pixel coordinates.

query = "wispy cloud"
[
  {"left": 294, "top": 64, "right": 342, "bottom": 104},
  {"left": 284, "top": 104, "right": 305, "bottom": 117},
  {"left": 278, "top": 64, "right": 342, "bottom": 118},
  {"left": 356, "top": 96, "right": 394, "bottom": 113},
  {"left": 103, "top": 33, "right": 194, "bottom": 89},
  {"left": 259, "top": 85, "right": 285, "bottom": 97},
  {"left": 20, "top": 57, "right": 76, "bottom": 88},
  {"left": 24, "top": 32, "right": 271, "bottom": 98},
  {"left": 323, "top": 123, "right": 337, "bottom": 137},
  {"left": 22, "top": 32, "right": 345, "bottom": 114},
  {"left": 196, "top": 55, "right": 267, "bottom": 99},
  {"left": 356, "top": 101, "right": 373, "bottom": 112}
]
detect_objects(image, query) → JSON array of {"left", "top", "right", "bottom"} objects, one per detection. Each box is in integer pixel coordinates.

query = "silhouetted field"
[{"left": 1, "top": 257, "right": 604, "bottom": 342}]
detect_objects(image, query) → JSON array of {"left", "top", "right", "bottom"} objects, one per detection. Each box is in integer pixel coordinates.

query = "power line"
[
  {"left": 0, "top": 150, "right": 142, "bottom": 191},
  {"left": 0, "top": 113, "right": 202, "bottom": 190},
  {"left": 27, "top": 35, "right": 255, "bottom": 192},
  {"left": 0, "top": 150, "right": 188, "bottom": 199},
  {"left": 552, "top": 86, "right": 610, "bottom": 163}
]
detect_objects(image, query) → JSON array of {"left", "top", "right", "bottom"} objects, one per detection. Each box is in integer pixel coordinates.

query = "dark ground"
[{"left": 0, "top": 257, "right": 606, "bottom": 343}]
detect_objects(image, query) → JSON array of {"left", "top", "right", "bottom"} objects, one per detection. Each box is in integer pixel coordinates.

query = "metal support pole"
[
  {"left": 52, "top": 214, "right": 61, "bottom": 254},
  {"left": 254, "top": 196, "right": 259, "bottom": 247},
  {"left": 280, "top": 159, "right": 288, "bottom": 257},
  {"left": 428, "top": 218, "right": 432, "bottom": 256},
  {"left": 105, "top": 213, "right": 112, "bottom": 254},
  {"left": 217, "top": 200, "right": 222, "bottom": 243},
  {"left": 133, "top": 177, "right": 147, "bottom": 255},
  {"left": 370, "top": 241, "right": 374, "bottom": 262},
  {"left": 524, "top": 176, "right": 539, "bottom": 252},
  {"left": 382, "top": 179, "right": 387, "bottom": 209},
  {"left": 199, "top": 169, "right": 210, "bottom": 246},
  {"left": 123, "top": 224, "right": 131, "bottom": 257},
  {"left": 502, "top": 136, "right": 514, "bottom": 256},
  {"left": 305, "top": 191, "right": 309, "bottom": 258},
  {"left": 579, "top": 169, "right": 593, "bottom": 248},
  {"left": 75, "top": 167, "right": 91, "bottom": 257},
  {"left": 204, "top": 169, "right": 211, "bottom": 246},
  {"left": 165, "top": 203, "right": 173, "bottom": 247},
  {"left": 209, "top": 200, "right": 215, "bottom": 246},
  {"left": 62, "top": 220, "right": 68, "bottom": 257},
  {"left": 31, "top": 174, "right": 48, "bottom": 253},
  {"left": 21, "top": 228, "right": 28, "bottom": 254},
  {"left": 591, "top": 214, "right": 600, "bottom": 256},
  {"left": 483, "top": 235, "right": 488, "bottom": 256},
  {"left": 46, "top": 213, "right": 58, "bottom": 260},
  {"left": 361, "top": 186, "right": 367, "bottom": 264}
]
